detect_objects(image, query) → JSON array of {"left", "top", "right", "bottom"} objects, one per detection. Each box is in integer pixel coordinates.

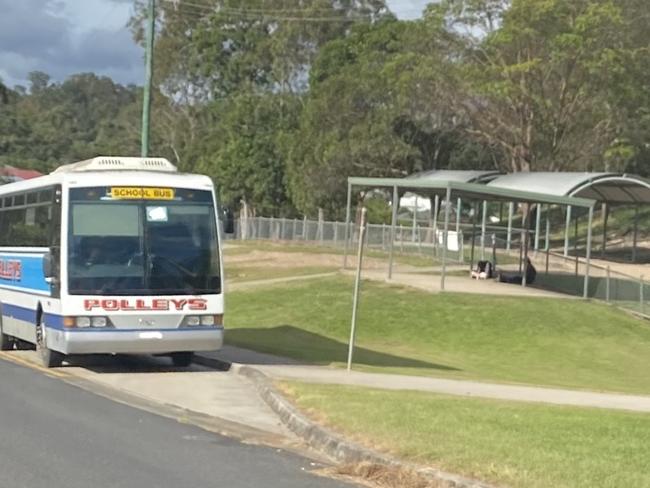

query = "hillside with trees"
[{"left": 1, "top": 0, "right": 649, "bottom": 218}]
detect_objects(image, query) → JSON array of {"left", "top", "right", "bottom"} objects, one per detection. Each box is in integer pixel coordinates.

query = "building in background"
[{"left": 0, "top": 166, "right": 42, "bottom": 183}]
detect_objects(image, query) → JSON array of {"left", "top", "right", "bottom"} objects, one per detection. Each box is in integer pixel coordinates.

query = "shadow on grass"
[
  {"left": 533, "top": 271, "right": 645, "bottom": 302},
  {"left": 226, "top": 325, "right": 460, "bottom": 372}
]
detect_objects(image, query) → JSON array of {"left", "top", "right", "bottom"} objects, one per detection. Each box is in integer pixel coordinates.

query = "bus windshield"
[{"left": 68, "top": 187, "right": 221, "bottom": 296}]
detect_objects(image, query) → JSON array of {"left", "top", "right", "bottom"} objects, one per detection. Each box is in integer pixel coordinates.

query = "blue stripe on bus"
[
  {"left": 2, "top": 303, "right": 62, "bottom": 329},
  {"left": 2, "top": 303, "right": 38, "bottom": 324}
]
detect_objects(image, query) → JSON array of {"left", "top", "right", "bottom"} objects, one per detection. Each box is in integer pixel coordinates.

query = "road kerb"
[{"left": 194, "top": 353, "right": 494, "bottom": 488}]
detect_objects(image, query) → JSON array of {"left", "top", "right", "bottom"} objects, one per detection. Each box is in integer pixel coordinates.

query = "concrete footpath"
[{"left": 198, "top": 346, "right": 650, "bottom": 413}]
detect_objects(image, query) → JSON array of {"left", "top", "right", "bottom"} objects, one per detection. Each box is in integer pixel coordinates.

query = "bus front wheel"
[
  {"left": 171, "top": 352, "right": 194, "bottom": 368},
  {"left": 36, "top": 320, "right": 63, "bottom": 368}
]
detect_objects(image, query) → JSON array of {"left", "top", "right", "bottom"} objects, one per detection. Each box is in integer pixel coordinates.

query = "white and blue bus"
[{"left": 0, "top": 157, "right": 231, "bottom": 368}]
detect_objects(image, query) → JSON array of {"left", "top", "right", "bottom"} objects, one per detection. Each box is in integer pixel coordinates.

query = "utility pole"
[{"left": 141, "top": 0, "right": 156, "bottom": 157}]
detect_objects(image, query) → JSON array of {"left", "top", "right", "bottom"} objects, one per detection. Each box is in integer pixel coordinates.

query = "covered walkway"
[
  {"left": 488, "top": 172, "right": 650, "bottom": 261},
  {"left": 343, "top": 177, "right": 596, "bottom": 297}
]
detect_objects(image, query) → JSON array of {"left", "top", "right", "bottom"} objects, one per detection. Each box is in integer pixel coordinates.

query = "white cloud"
[{"left": 0, "top": 0, "right": 142, "bottom": 88}]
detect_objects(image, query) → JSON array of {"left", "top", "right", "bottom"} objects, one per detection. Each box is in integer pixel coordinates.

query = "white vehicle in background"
[{"left": 0, "top": 157, "right": 233, "bottom": 367}]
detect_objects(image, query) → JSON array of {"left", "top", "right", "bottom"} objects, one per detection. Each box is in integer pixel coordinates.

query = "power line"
[
  {"left": 157, "top": 0, "right": 404, "bottom": 23},
  {"left": 159, "top": 0, "right": 393, "bottom": 15}
]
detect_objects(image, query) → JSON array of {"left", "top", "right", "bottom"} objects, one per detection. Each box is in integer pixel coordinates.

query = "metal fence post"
[
  {"left": 292, "top": 218, "right": 297, "bottom": 241},
  {"left": 334, "top": 222, "right": 339, "bottom": 246},
  {"left": 281, "top": 218, "right": 286, "bottom": 240},
  {"left": 388, "top": 186, "right": 398, "bottom": 279}
]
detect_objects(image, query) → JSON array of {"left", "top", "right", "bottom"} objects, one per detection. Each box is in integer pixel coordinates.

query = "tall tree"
[
  {"left": 286, "top": 19, "right": 497, "bottom": 216},
  {"left": 432, "top": 0, "right": 633, "bottom": 172}
]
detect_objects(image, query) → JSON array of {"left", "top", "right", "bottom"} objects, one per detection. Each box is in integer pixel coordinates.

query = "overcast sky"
[{"left": 0, "top": 0, "right": 432, "bottom": 89}]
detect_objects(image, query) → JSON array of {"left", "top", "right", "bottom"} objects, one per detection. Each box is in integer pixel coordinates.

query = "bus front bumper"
[{"left": 50, "top": 327, "right": 224, "bottom": 355}]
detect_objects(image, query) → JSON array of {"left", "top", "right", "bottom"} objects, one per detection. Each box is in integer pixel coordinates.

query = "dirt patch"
[{"left": 318, "top": 463, "right": 450, "bottom": 488}]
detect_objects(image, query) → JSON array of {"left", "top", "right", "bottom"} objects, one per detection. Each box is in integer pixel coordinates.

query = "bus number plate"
[{"left": 111, "top": 187, "right": 175, "bottom": 200}]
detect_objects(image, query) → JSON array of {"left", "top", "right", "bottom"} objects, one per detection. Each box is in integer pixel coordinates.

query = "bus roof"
[{"left": 0, "top": 157, "right": 213, "bottom": 195}]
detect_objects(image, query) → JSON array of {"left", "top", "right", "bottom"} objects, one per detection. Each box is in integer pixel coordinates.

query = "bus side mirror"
[
  {"left": 223, "top": 208, "right": 235, "bottom": 234},
  {"left": 43, "top": 252, "right": 53, "bottom": 279}
]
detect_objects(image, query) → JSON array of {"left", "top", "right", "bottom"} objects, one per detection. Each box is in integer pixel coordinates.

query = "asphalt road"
[{"left": 0, "top": 358, "right": 355, "bottom": 488}]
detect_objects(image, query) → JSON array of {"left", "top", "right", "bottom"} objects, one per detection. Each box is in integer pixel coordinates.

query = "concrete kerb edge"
[{"left": 194, "top": 354, "right": 493, "bottom": 488}]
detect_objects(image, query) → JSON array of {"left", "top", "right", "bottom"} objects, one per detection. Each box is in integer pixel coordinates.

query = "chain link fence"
[{"left": 232, "top": 216, "right": 650, "bottom": 318}]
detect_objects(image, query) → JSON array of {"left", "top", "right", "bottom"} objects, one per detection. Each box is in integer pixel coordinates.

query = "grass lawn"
[
  {"left": 281, "top": 382, "right": 650, "bottom": 488},
  {"left": 225, "top": 265, "right": 336, "bottom": 283},
  {"left": 227, "top": 275, "right": 650, "bottom": 394}
]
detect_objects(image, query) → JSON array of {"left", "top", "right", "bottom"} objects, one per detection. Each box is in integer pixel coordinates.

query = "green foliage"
[
  {"left": 0, "top": 72, "right": 144, "bottom": 172},
  {"left": 433, "top": 0, "right": 648, "bottom": 172},
  {"left": 363, "top": 193, "right": 392, "bottom": 224},
  {"left": 194, "top": 93, "right": 300, "bottom": 215},
  {"left": 286, "top": 19, "right": 497, "bottom": 217},
  {"left": 3, "top": 0, "right": 650, "bottom": 216}
]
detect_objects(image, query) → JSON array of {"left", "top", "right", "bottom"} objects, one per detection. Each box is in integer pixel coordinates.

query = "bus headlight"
[
  {"left": 200, "top": 315, "right": 215, "bottom": 326},
  {"left": 185, "top": 316, "right": 201, "bottom": 327},
  {"left": 71, "top": 316, "right": 111, "bottom": 328},
  {"left": 91, "top": 316, "right": 108, "bottom": 328},
  {"left": 76, "top": 317, "right": 91, "bottom": 328},
  {"left": 182, "top": 315, "right": 222, "bottom": 327}
]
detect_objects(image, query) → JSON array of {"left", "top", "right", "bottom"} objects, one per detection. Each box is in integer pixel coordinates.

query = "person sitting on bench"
[
  {"left": 471, "top": 260, "right": 494, "bottom": 280},
  {"left": 497, "top": 257, "right": 537, "bottom": 285}
]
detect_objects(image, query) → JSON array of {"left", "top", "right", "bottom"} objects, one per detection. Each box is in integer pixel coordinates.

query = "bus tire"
[
  {"left": 0, "top": 319, "right": 13, "bottom": 351},
  {"left": 36, "top": 319, "right": 63, "bottom": 368},
  {"left": 171, "top": 352, "right": 193, "bottom": 368}
]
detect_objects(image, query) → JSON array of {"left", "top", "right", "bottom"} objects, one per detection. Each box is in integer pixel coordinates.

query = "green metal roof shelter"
[
  {"left": 344, "top": 177, "right": 596, "bottom": 298},
  {"left": 488, "top": 172, "right": 650, "bottom": 261}
]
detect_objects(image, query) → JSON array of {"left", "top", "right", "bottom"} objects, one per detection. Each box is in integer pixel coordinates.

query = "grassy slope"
[
  {"left": 283, "top": 382, "right": 650, "bottom": 488},
  {"left": 227, "top": 275, "right": 650, "bottom": 394}
]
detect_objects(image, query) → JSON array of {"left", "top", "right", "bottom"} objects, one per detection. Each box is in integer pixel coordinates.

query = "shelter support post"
[
  {"left": 506, "top": 202, "right": 514, "bottom": 251},
  {"left": 583, "top": 206, "right": 594, "bottom": 299},
  {"left": 534, "top": 204, "right": 541, "bottom": 251},
  {"left": 545, "top": 206, "right": 551, "bottom": 274},
  {"left": 601, "top": 203, "right": 608, "bottom": 258},
  {"left": 481, "top": 200, "right": 487, "bottom": 260},
  {"left": 470, "top": 201, "right": 478, "bottom": 271},
  {"left": 432, "top": 195, "right": 440, "bottom": 255},
  {"left": 412, "top": 196, "right": 417, "bottom": 242},
  {"left": 388, "top": 186, "right": 398, "bottom": 279},
  {"left": 440, "top": 186, "right": 452, "bottom": 291},
  {"left": 606, "top": 266, "right": 611, "bottom": 303},
  {"left": 574, "top": 214, "right": 579, "bottom": 277},
  {"left": 522, "top": 203, "right": 531, "bottom": 287},
  {"left": 343, "top": 182, "right": 352, "bottom": 269},
  {"left": 564, "top": 205, "right": 572, "bottom": 257},
  {"left": 456, "top": 197, "right": 462, "bottom": 235},
  {"left": 632, "top": 205, "right": 639, "bottom": 263}
]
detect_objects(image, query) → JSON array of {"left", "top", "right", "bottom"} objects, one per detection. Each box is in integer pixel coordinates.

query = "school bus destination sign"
[{"left": 110, "top": 187, "right": 175, "bottom": 200}]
